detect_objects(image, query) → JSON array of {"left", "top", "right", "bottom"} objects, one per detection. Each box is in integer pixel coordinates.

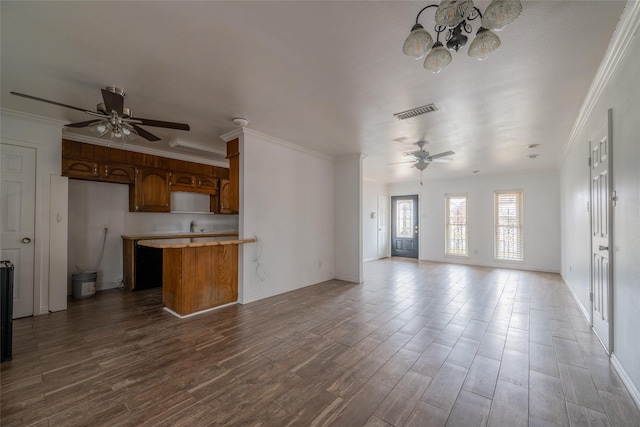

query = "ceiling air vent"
[{"left": 394, "top": 103, "right": 439, "bottom": 120}]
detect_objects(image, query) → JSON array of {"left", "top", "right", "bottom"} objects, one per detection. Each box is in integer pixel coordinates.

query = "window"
[
  {"left": 494, "top": 190, "right": 523, "bottom": 261},
  {"left": 445, "top": 194, "right": 467, "bottom": 256},
  {"left": 396, "top": 199, "right": 414, "bottom": 237}
]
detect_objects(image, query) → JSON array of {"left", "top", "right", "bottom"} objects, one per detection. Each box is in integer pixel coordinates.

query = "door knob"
[
  {"left": 22, "top": 237, "right": 32, "bottom": 244},
  {"left": 599, "top": 245, "right": 609, "bottom": 251}
]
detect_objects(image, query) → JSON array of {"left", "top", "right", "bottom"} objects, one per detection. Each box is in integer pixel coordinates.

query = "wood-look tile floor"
[{"left": 2, "top": 259, "right": 640, "bottom": 426}]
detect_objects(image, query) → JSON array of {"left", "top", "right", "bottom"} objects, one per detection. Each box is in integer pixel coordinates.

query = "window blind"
[
  {"left": 494, "top": 191, "right": 523, "bottom": 261},
  {"left": 445, "top": 194, "right": 467, "bottom": 256}
]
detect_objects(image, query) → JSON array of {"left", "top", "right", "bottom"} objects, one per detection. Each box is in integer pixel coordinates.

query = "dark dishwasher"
[{"left": 135, "top": 244, "right": 163, "bottom": 290}]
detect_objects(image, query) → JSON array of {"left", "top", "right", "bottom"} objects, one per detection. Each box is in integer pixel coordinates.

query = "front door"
[
  {"left": 1, "top": 144, "right": 36, "bottom": 318},
  {"left": 391, "top": 195, "right": 418, "bottom": 259},
  {"left": 590, "top": 111, "right": 613, "bottom": 353}
]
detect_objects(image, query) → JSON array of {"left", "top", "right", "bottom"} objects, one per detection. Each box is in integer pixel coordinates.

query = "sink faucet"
[{"left": 190, "top": 220, "right": 195, "bottom": 233}]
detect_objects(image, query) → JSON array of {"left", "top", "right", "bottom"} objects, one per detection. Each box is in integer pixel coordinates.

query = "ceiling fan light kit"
[{"left": 403, "top": 0, "right": 521, "bottom": 72}]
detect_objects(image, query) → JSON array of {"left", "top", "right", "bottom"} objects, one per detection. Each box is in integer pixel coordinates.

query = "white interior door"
[
  {"left": 1, "top": 144, "right": 36, "bottom": 318},
  {"left": 590, "top": 112, "right": 613, "bottom": 353},
  {"left": 377, "top": 193, "right": 389, "bottom": 259}
]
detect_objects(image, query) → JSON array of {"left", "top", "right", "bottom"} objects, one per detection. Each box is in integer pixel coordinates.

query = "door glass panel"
[{"left": 396, "top": 200, "right": 413, "bottom": 237}]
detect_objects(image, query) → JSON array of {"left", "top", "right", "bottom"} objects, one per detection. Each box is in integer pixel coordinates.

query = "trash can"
[
  {"left": 72, "top": 271, "right": 97, "bottom": 299},
  {"left": 1, "top": 260, "right": 14, "bottom": 362}
]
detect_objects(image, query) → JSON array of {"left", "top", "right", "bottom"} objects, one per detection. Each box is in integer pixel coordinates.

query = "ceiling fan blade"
[
  {"left": 428, "top": 158, "right": 452, "bottom": 163},
  {"left": 131, "top": 117, "right": 190, "bottom": 131},
  {"left": 65, "top": 119, "right": 104, "bottom": 128},
  {"left": 10, "top": 91, "right": 91, "bottom": 113},
  {"left": 429, "top": 150, "right": 455, "bottom": 159},
  {"left": 132, "top": 124, "right": 161, "bottom": 141},
  {"left": 101, "top": 88, "right": 124, "bottom": 115},
  {"left": 388, "top": 160, "right": 415, "bottom": 165},
  {"left": 404, "top": 150, "right": 423, "bottom": 157}
]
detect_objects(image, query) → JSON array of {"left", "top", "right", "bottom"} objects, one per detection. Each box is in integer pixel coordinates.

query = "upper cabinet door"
[
  {"left": 101, "top": 163, "right": 135, "bottom": 184},
  {"left": 226, "top": 139, "right": 239, "bottom": 214},
  {"left": 132, "top": 168, "right": 171, "bottom": 212},
  {"left": 62, "top": 158, "right": 99, "bottom": 179},
  {"left": 170, "top": 172, "right": 197, "bottom": 190}
]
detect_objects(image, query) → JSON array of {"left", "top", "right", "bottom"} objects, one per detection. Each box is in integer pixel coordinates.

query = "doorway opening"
[{"left": 391, "top": 195, "right": 419, "bottom": 259}]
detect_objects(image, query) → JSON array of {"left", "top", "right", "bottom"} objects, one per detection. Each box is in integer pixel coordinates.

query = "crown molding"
[
  {"left": 559, "top": 0, "right": 640, "bottom": 165},
  {"left": 336, "top": 153, "right": 367, "bottom": 162},
  {"left": 62, "top": 131, "right": 229, "bottom": 168},
  {"left": 237, "top": 127, "right": 335, "bottom": 161},
  {"left": 1, "top": 108, "right": 68, "bottom": 127},
  {"left": 220, "top": 128, "right": 243, "bottom": 143}
]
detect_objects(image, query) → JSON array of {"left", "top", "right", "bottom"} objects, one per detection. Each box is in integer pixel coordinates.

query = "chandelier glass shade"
[
  {"left": 403, "top": 0, "right": 521, "bottom": 73},
  {"left": 423, "top": 42, "right": 452, "bottom": 73},
  {"left": 435, "top": 0, "right": 474, "bottom": 27},
  {"left": 402, "top": 24, "right": 434, "bottom": 59},
  {"left": 467, "top": 27, "right": 501, "bottom": 60},
  {"left": 481, "top": 0, "right": 523, "bottom": 31}
]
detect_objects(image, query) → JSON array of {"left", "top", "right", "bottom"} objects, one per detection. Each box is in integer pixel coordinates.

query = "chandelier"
[{"left": 402, "top": 0, "right": 522, "bottom": 73}]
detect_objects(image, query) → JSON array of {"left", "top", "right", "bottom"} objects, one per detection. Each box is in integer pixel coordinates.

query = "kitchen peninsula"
[{"left": 134, "top": 235, "right": 255, "bottom": 317}]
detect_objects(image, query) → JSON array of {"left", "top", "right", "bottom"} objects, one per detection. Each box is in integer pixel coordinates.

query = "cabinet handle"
[{"left": 104, "top": 165, "right": 109, "bottom": 176}]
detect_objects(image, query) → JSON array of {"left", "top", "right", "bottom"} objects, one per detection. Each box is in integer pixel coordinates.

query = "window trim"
[
  {"left": 494, "top": 190, "right": 524, "bottom": 262},
  {"left": 445, "top": 193, "right": 468, "bottom": 257}
]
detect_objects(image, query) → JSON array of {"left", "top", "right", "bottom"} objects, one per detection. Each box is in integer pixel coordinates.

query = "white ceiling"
[{"left": 1, "top": 1, "right": 626, "bottom": 183}]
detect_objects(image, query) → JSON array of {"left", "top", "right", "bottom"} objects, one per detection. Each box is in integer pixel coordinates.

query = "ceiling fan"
[
  {"left": 391, "top": 140, "right": 455, "bottom": 171},
  {"left": 10, "top": 87, "right": 190, "bottom": 142}
]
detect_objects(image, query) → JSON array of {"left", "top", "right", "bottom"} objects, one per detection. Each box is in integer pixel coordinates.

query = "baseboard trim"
[
  {"left": 363, "top": 257, "right": 379, "bottom": 263},
  {"left": 562, "top": 274, "right": 592, "bottom": 324},
  {"left": 419, "top": 256, "right": 560, "bottom": 274},
  {"left": 334, "top": 274, "right": 361, "bottom": 284},
  {"left": 611, "top": 353, "right": 640, "bottom": 410},
  {"left": 163, "top": 302, "right": 238, "bottom": 319},
  {"left": 240, "top": 276, "right": 334, "bottom": 304}
]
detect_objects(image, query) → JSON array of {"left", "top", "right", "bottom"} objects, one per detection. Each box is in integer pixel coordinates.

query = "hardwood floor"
[{"left": 2, "top": 259, "right": 640, "bottom": 426}]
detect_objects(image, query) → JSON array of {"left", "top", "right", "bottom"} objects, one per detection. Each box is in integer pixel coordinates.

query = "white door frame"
[
  {"left": 589, "top": 108, "right": 614, "bottom": 353},
  {"left": 377, "top": 193, "right": 390, "bottom": 259}
]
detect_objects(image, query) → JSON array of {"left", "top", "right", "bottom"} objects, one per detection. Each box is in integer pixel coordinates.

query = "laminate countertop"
[
  {"left": 122, "top": 232, "right": 238, "bottom": 240},
  {"left": 137, "top": 236, "right": 256, "bottom": 249}
]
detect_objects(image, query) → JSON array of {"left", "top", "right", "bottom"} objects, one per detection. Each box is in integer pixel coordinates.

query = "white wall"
[
  {"left": 363, "top": 179, "right": 389, "bottom": 262},
  {"left": 390, "top": 170, "right": 561, "bottom": 273},
  {"left": 1, "top": 110, "right": 65, "bottom": 314},
  {"left": 334, "top": 155, "right": 364, "bottom": 283},
  {"left": 560, "top": 2, "right": 640, "bottom": 403},
  {"left": 67, "top": 179, "right": 238, "bottom": 292},
  {"left": 237, "top": 129, "right": 336, "bottom": 303}
]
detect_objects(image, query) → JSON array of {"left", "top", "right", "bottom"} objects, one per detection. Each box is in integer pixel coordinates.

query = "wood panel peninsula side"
[{"left": 136, "top": 236, "right": 255, "bottom": 317}]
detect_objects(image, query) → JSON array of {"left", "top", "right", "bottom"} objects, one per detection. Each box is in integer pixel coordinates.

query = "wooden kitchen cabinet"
[
  {"left": 197, "top": 176, "right": 218, "bottom": 192},
  {"left": 162, "top": 244, "right": 239, "bottom": 316},
  {"left": 131, "top": 167, "right": 171, "bottom": 212},
  {"left": 62, "top": 139, "right": 230, "bottom": 213},
  {"left": 227, "top": 139, "right": 239, "bottom": 213},
  {"left": 218, "top": 178, "right": 232, "bottom": 213},
  {"left": 99, "top": 163, "right": 135, "bottom": 184},
  {"left": 170, "top": 172, "right": 197, "bottom": 190},
  {"left": 62, "top": 158, "right": 99, "bottom": 179},
  {"left": 171, "top": 172, "right": 218, "bottom": 195},
  {"left": 214, "top": 138, "right": 239, "bottom": 214},
  {"left": 62, "top": 158, "right": 135, "bottom": 184}
]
